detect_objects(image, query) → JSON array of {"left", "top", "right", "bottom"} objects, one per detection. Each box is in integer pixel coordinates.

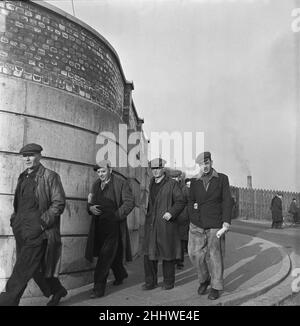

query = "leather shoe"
[
  {"left": 113, "top": 272, "right": 128, "bottom": 286},
  {"left": 47, "top": 287, "right": 67, "bottom": 306},
  {"left": 197, "top": 279, "right": 210, "bottom": 295},
  {"left": 208, "top": 288, "right": 220, "bottom": 300},
  {"left": 161, "top": 284, "right": 174, "bottom": 290},
  {"left": 141, "top": 283, "right": 157, "bottom": 290},
  {"left": 90, "top": 289, "right": 105, "bottom": 299},
  {"left": 176, "top": 263, "right": 184, "bottom": 270}
]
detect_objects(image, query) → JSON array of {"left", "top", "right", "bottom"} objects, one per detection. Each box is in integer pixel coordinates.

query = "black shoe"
[
  {"left": 113, "top": 272, "right": 128, "bottom": 286},
  {"left": 161, "top": 284, "right": 174, "bottom": 290},
  {"left": 208, "top": 288, "right": 220, "bottom": 300},
  {"left": 142, "top": 283, "right": 157, "bottom": 290},
  {"left": 90, "top": 288, "right": 105, "bottom": 299},
  {"left": 197, "top": 279, "right": 210, "bottom": 295},
  {"left": 47, "top": 287, "right": 67, "bottom": 306}
]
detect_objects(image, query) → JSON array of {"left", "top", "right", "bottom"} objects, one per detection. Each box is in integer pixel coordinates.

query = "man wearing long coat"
[
  {"left": 142, "top": 158, "right": 185, "bottom": 290},
  {"left": 85, "top": 160, "right": 134, "bottom": 298},
  {"left": 289, "top": 198, "right": 299, "bottom": 224},
  {"left": 271, "top": 194, "right": 283, "bottom": 228},
  {"left": 0, "top": 143, "right": 67, "bottom": 306}
]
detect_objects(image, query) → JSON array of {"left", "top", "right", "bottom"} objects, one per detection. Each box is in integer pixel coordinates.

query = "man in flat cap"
[
  {"left": 188, "top": 151, "right": 232, "bottom": 300},
  {"left": 142, "top": 158, "right": 185, "bottom": 290},
  {"left": 0, "top": 143, "right": 67, "bottom": 306},
  {"left": 85, "top": 159, "right": 135, "bottom": 298}
]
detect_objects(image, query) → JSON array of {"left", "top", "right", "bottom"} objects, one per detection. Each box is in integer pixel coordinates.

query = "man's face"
[
  {"left": 22, "top": 153, "right": 41, "bottom": 169},
  {"left": 199, "top": 159, "right": 212, "bottom": 175},
  {"left": 151, "top": 167, "right": 164, "bottom": 179},
  {"left": 186, "top": 181, "right": 191, "bottom": 188},
  {"left": 97, "top": 167, "right": 111, "bottom": 182}
]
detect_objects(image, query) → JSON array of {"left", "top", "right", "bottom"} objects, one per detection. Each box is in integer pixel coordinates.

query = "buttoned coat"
[{"left": 143, "top": 175, "right": 185, "bottom": 260}]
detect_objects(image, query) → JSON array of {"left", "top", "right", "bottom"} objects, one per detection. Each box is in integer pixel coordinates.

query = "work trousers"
[
  {"left": 93, "top": 218, "right": 127, "bottom": 292},
  {"left": 0, "top": 238, "right": 63, "bottom": 306},
  {"left": 144, "top": 255, "right": 175, "bottom": 286},
  {"left": 188, "top": 223, "right": 225, "bottom": 290}
]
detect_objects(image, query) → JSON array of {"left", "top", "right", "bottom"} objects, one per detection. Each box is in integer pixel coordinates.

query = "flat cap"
[
  {"left": 19, "top": 143, "right": 43, "bottom": 155},
  {"left": 167, "top": 169, "right": 182, "bottom": 178},
  {"left": 93, "top": 159, "right": 112, "bottom": 171},
  {"left": 149, "top": 157, "right": 166, "bottom": 169},
  {"left": 195, "top": 151, "right": 211, "bottom": 164}
]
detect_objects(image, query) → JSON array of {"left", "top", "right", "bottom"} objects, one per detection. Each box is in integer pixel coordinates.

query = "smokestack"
[{"left": 247, "top": 175, "right": 252, "bottom": 189}]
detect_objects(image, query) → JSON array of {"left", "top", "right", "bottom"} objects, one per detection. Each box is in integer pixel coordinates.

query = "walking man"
[
  {"left": 270, "top": 193, "right": 283, "bottom": 229},
  {"left": 289, "top": 198, "right": 299, "bottom": 225},
  {"left": 188, "top": 151, "right": 232, "bottom": 300},
  {"left": 0, "top": 143, "right": 67, "bottom": 306},
  {"left": 85, "top": 160, "right": 134, "bottom": 298},
  {"left": 142, "top": 158, "right": 185, "bottom": 290}
]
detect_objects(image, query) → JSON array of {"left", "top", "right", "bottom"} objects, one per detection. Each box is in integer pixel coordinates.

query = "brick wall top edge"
[{"left": 29, "top": 0, "right": 129, "bottom": 86}]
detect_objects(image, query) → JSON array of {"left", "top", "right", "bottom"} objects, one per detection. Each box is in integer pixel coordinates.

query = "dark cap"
[
  {"left": 19, "top": 143, "right": 43, "bottom": 155},
  {"left": 93, "top": 159, "right": 112, "bottom": 171},
  {"left": 149, "top": 157, "right": 166, "bottom": 169},
  {"left": 195, "top": 151, "right": 211, "bottom": 164},
  {"left": 167, "top": 169, "right": 182, "bottom": 178}
]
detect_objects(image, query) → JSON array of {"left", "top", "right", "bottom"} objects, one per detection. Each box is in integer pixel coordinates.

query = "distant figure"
[
  {"left": 231, "top": 195, "right": 237, "bottom": 219},
  {"left": 289, "top": 198, "right": 299, "bottom": 225},
  {"left": 270, "top": 193, "right": 283, "bottom": 229}
]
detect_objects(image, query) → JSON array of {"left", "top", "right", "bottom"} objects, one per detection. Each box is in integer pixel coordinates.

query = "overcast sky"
[{"left": 42, "top": 0, "right": 299, "bottom": 192}]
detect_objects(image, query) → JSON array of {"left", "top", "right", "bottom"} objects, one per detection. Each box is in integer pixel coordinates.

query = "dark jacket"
[
  {"left": 188, "top": 170, "right": 232, "bottom": 229},
  {"left": 177, "top": 184, "right": 190, "bottom": 241},
  {"left": 10, "top": 163, "right": 66, "bottom": 278},
  {"left": 270, "top": 196, "right": 283, "bottom": 222},
  {"left": 289, "top": 201, "right": 298, "bottom": 215},
  {"left": 85, "top": 173, "right": 135, "bottom": 263},
  {"left": 143, "top": 175, "right": 185, "bottom": 260}
]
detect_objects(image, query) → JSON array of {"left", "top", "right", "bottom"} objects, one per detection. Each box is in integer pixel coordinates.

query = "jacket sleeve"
[
  {"left": 40, "top": 173, "right": 66, "bottom": 229},
  {"left": 187, "top": 180, "right": 197, "bottom": 219},
  {"left": 115, "top": 180, "right": 135, "bottom": 221},
  {"left": 87, "top": 180, "right": 98, "bottom": 215},
  {"left": 177, "top": 186, "right": 190, "bottom": 225},
  {"left": 221, "top": 175, "right": 233, "bottom": 224},
  {"left": 168, "top": 182, "right": 185, "bottom": 220}
]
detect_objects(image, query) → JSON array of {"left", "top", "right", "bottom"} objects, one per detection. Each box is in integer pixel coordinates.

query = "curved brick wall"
[
  {"left": 0, "top": 0, "right": 125, "bottom": 117},
  {"left": 0, "top": 0, "right": 147, "bottom": 298}
]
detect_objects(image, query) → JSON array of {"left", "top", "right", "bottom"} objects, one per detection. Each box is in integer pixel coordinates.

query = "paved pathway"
[{"left": 20, "top": 230, "right": 290, "bottom": 306}]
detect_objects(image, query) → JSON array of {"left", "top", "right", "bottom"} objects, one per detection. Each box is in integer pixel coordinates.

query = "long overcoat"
[
  {"left": 85, "top": 173, "right": 134, "bottom": 263},
  {"left": 177, "top": 184, "right": 190, "bottom": 241},
  {"left": 270, "top": 196, "right": 283, "bottom": 222},
  {"left": 10, "top": 164, "right": 66, "bottom": 278},
  {"left": 143, "top": 175, "right": 185, "bottom": 261}
]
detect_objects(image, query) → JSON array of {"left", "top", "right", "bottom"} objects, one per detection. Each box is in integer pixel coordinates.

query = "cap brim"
[{"left": 21, "top": 152, "right": 38, "bottom": 155}]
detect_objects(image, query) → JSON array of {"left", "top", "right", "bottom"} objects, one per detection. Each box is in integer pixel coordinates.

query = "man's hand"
[
  {"left": 89, "top": 205, "right": 102, "bottom": 215},
  {"left": 162, "top": 212, "right": 172, "bottom": 221},
  {"left": 222, "top": 222, "right": 230, "bottom": 231}
]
